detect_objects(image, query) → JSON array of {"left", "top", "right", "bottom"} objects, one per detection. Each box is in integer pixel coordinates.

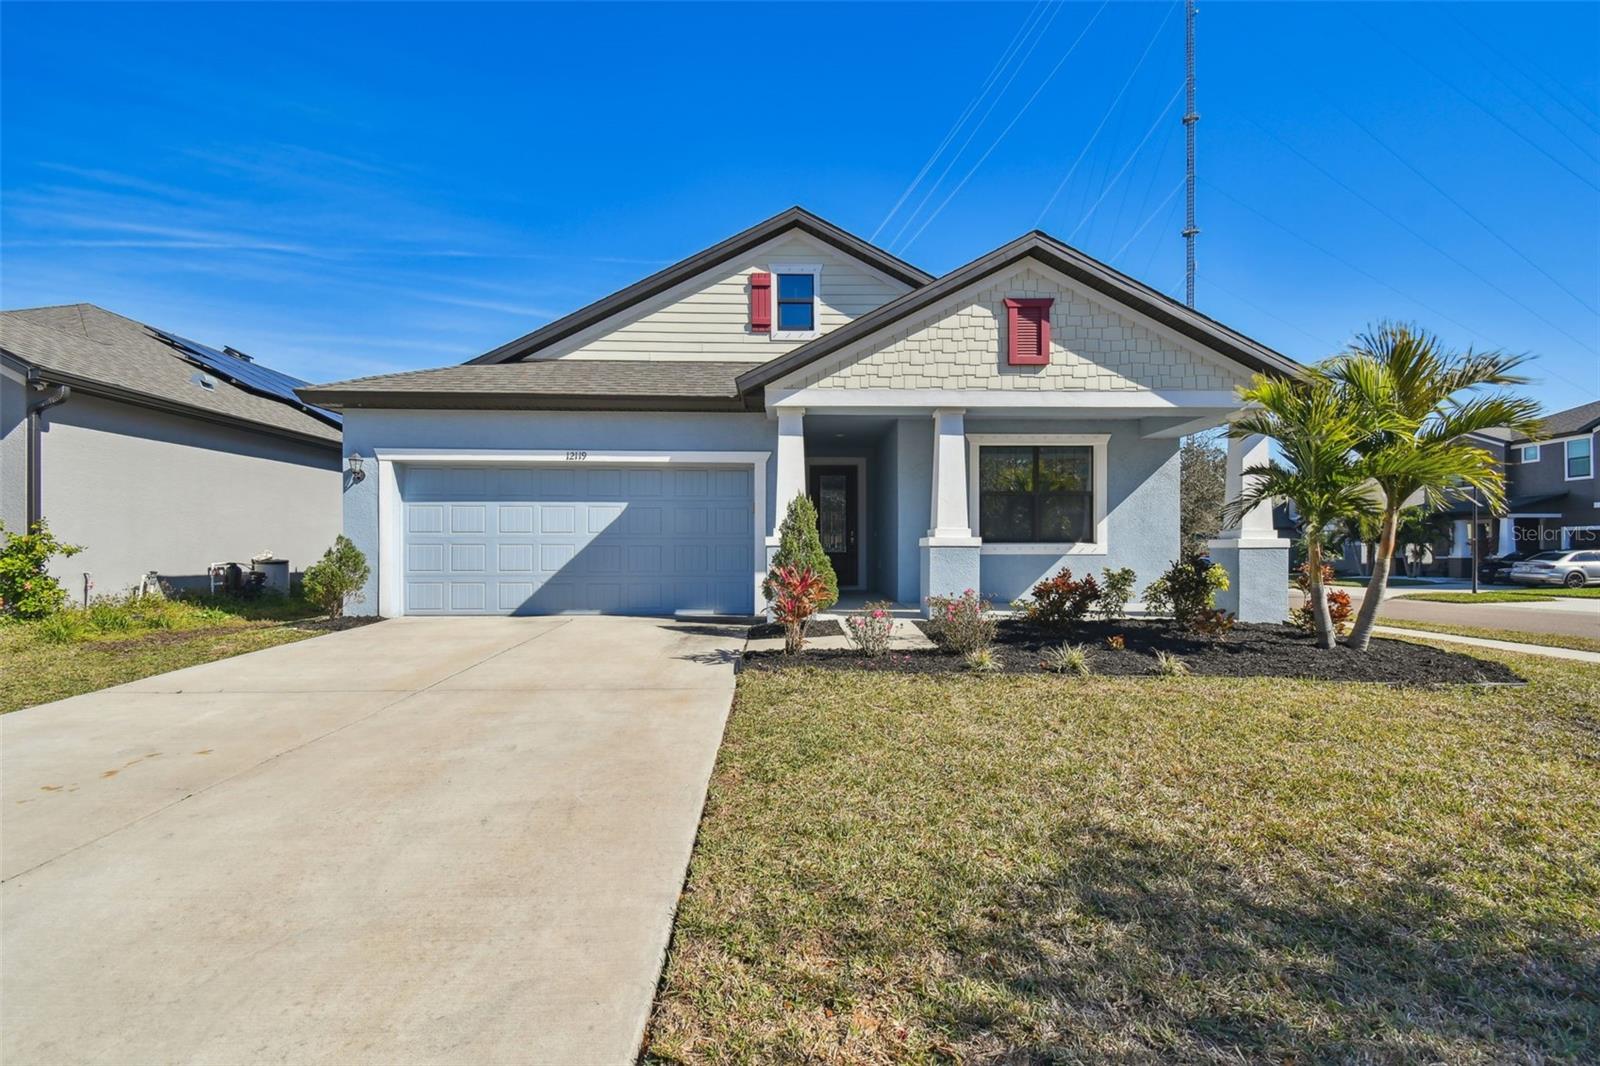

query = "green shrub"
[
  {"left": 964, "top": 647, "right": 1001, "bottom": 673},
  {"left": 925, "top": 590, "right": 996, "bottom": 655},
  {"left": 763, "top": 495, "right": 838, "bottom": 611},
  {"left": 302, "top": 536, "right": 371, "bottom": 618},
  {"left": 0, "top": 521, "right": 83, "bottom": 620},
  {"left": 86, "top": 601, "right": 136, "bottom": 632},
  {"left": 1143, "top": 554, "right": 1231, "bottom": 632},
  {"left": 1094, "top": 566, "right": 1137, "bottom": 621}
]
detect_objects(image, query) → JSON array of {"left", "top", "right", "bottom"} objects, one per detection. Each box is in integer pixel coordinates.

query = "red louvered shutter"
[
  {"left": 1004, "top": 298, "right": 1052, "bottom": 365},
  {"left": 749, "top": 272, "right": 772, "bottom": 334}
]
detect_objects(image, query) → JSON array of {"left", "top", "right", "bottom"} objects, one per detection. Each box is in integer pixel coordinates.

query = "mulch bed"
[
  {"left": 747, "top": 619, "right": 844, "bottom": 640},
  {"left": 741, "top": 618, "right": 1524, "bottom": 685}
]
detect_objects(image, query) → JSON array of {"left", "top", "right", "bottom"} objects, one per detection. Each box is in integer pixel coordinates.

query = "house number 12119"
[{"left": 564, "top": 450, "right": 588, "bottom": 461}]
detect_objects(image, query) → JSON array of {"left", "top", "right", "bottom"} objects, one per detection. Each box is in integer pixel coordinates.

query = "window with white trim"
[
  {"left": 967, "top": 434, "right": 1108, "bottom": 552},
  {"left": 1519, "top": 444, "right": 1540, "bottom": 463},
  {"left": 769, "top": 262, "right": 821, "bottom": 340},
  {"left": 1567, "top": 437, "right": 1593, "bottom": 480}
]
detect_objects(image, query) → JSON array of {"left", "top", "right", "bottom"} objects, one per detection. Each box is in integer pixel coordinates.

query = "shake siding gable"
[
  {"left": 530, "top": 232, "right": 912, "bottom": 362},
  {"left": 780, "top": 263, "right": 1254, "bottom": 393}
]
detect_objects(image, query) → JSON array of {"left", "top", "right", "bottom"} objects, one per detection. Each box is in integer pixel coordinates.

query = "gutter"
[{"left": 24, "top": 368, "right": 71, "bottom": 529}]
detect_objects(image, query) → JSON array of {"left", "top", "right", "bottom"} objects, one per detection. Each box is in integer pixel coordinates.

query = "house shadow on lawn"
[{"left": 939, "top": 822, "right": 1598, "bottom": 1062}]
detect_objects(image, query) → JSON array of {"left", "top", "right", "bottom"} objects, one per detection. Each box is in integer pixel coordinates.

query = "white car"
[{"left": 1508, "top": 550, "right": 1600, "bottom": 588}]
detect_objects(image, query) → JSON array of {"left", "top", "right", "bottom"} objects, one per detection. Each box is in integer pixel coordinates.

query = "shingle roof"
[
  {"left": 1, "top": 304, "right": 341, "bottom": 446},
  {"left": 298, "top": 360, "right": 763, "bottom": 411},
  {"left": 1512, "top": 399, "right": 1600, "bottom": 442}
]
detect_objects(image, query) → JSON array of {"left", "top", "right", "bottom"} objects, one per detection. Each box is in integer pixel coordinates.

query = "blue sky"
[{"left": 2, "top": 1, "right": 1596, "bottom": 410}]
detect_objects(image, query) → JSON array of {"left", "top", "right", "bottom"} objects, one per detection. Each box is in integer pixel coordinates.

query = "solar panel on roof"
[{"left": 148, "top": 327, "right": 341, "bottom": 427}]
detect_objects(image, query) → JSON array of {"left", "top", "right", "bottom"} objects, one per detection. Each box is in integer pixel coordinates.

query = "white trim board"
[
  {"left": 371, "top": 448, "right": 771, "bottom": 619},
  {"left": 764, "top": 387, "right": 1243, "bottom": 411},
  {"left": 966, "top": 433, "right": 1110, "bottom": 555}
]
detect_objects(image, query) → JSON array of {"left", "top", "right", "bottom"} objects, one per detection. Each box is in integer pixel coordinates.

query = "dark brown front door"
[{"left": 808, "top": 464, "right": 859, "bottom": 588}]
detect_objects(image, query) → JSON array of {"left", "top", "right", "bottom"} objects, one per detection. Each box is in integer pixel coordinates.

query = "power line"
[
  {"left": 1067, "top": 85, "right": 1185, "bottom": 243},
  {"left": 899, "top": 0, "right": 1109, "bottom": 252},
  {"left": 888, "top": 1, "right": 1071, "bottom": 249},
  {"left": 871, "top": 0, "right": 1049, "bottom": 242},
  {"left": 1448, "top": 12, "right": 1600, "bottom": 131},
  {"left": 1110, "top": 175, "right": 1184, "bottom": 261},
  {"left": 1243, "top": 116, "right": 1600, "bottom": 350},
  {"left": 1201, "top": 273, "right": 1345, "bottom": 355},
  {"left": 1034, "top": 2, "right": 1177, "bottom": 226}
]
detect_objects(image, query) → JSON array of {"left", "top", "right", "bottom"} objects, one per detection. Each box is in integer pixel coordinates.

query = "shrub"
[
  {"left": 33, "top": 611, "right": 87, "bottom": 644},
  {"left": 768, "top": 564, "right": 827, "bottom": 655},
  {"left": 843, "top": 601, "right": 895, "bottom": 658},
  {"left": 924, "top": 589, "right": 996, "bottom": 655},
  {"left": 0, "top": 521, "right": 84, "bottom": 620},
  {"left": 964, "top": 647, "right": 1000, "bottom": 673},
  {"left": 1020, "top": 568, "right": 1099, "bottom": 630},
  {"left": 763, "top": 495, "right": 838, "bottom": 611},
  {"left": 1153, "top": 650, "right": 1191, "bottom": 677},
  {"left": 302, "top": 536, "right": 370, "bottom": 618},
  {"left": 1192, "top": 608, "right": 1237, "bottom": 637},
  {"left": 1290, "top": 562, "right": 1353, "bottom": 637},
  {"left": 1143, "top": 554, "right": 1231, "bottom": 632},
  {"left": 1094, "top": 567, "right": 1137, "bottom": 621},
  {"left": 1105, "top": 633, "right": 1125, "bottom": 650},
  {"left": 1040, "top": 642, "right": 1092, "bottom": 676},
  {"left": 86, "top": 600, "right": 136, "bottom": 633}
]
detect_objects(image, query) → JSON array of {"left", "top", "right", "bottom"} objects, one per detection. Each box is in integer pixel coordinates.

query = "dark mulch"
[
  {"left": 747, "top": 618, "right": 844, "bottom": 640},
  {"left": 742, "top": 618, "right": 1524, "bottom": 685}
]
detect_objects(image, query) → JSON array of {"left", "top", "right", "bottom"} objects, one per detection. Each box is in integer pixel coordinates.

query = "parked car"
[
  {"left": 1480, "top": 550, "right": 1537, "bottom": 585},
  {"left": 1508, "top": 550, "right": 1600, "bottom": 588}
]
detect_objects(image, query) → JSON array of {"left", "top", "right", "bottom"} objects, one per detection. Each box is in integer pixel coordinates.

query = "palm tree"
[
  {"left": 1327, "top": 324, "right": 1544, "bottom": 652},
  {"left": 1226, "top": 372, "right": 1380, "bottom": 649}
]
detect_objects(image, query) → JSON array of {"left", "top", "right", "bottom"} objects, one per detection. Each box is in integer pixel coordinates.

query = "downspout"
[{"left": 24, "top": 369, "right": 71, "bottom": 529}]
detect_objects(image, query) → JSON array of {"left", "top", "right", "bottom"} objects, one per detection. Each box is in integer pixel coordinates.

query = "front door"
[{"left": 808, "top": 464, "right": 859, "bottom": 588}]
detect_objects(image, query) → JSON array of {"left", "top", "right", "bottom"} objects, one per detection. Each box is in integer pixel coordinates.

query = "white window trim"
[
  {"left": 1564, "top": 436, "right": 1593, "bottom": 481},
  {"left": 769, "top": 262, "right": 822, "bottom": 341},
  {"left": 370, "top": 447, "right": 770, "bottom": 619},
  {"left": 966, "top": 433, "right": 1109, "bottom": 555},
  {"left": 1519, "top": 443, "right": 1540, "bottom": 463}
]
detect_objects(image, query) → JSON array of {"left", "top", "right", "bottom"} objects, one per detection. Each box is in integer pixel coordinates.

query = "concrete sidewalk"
[
  {"left": 2, "top": 616, "right": 744, "bottom": 1066},
  {"left": 1372, "top": 624, "right": 1600, "bottom": 664}
]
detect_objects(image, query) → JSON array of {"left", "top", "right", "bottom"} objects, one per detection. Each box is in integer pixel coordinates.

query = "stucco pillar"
[
  {"left": 1451, "top": 519, "right": 1471, "bottom": 557},
  {"left": 1497, "top": 516, "right": 1515, "bottom": 556},
  {"left": 772, "top": 406, "right": 806, "bottom": 532},
  {"left": 1209, "top": 433, "right": 1291, "bottom": 623},
  {"left": 918, "top": 408, "right": 980, "bottom": 614}
]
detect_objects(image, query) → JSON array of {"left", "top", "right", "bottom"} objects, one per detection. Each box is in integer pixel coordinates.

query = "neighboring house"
[
  {"left": 0, "top": 304, "right": 344, "bottom": 598},
  {"left": 298, "top": 208, "right": 1300, "bottom": 621},
  {"left": 1430, "top": 401, "right": 1600, "bottom": 573}
]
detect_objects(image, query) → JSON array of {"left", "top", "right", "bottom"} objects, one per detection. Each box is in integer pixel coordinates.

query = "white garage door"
[{"left": 402, "top": 464, "right": 754, "bottom": 616}]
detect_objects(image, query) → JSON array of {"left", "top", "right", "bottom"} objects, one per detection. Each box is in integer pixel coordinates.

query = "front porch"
[{"left": 767, "top": 404, "right": 1289, "bottom": 621}]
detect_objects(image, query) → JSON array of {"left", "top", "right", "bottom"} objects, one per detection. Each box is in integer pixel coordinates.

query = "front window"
[
  {"left": 1520, "top": 444, "right": 1540, "bottom": 463},
  {"left": 1567, "top": 437, "right": 1593, "bottom": 479},
  {"left": 978, "top": 445, "right": 1094, "bottom": 543}
]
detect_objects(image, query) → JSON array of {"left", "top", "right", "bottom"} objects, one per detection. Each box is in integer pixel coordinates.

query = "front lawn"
[
  {"left": 648, "top": 654, "right": 1600, "bottom": 1063},
  {"left": 0, "top": 594, "right": 368, "bottom": 713},
  {"left": 1377, "top": 617, "right": 1600, "bottom": 654},
  {"left": 1404, "top": 587, "right": 1600, "bottom": 604}
]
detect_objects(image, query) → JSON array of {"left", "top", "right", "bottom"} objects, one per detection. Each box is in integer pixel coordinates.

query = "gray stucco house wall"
[{"left": 1, "top": 304, "right": 343, "bottom": 597}]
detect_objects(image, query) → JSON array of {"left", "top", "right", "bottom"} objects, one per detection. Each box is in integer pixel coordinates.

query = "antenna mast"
[{"left": 1182, "top": 0, "right": 1199, "bottom": 307}]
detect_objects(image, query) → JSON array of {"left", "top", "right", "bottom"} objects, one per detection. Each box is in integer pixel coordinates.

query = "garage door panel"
[{"left": 401, "top": 463, "right": 753, "bottom": 616}]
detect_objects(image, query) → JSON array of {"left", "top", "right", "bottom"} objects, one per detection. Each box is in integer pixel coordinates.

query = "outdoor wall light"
[{"left": 347, "top": 453, "right": 366, "bottom": 483}]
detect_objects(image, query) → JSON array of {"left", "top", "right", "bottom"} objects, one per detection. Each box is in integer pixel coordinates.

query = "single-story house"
[
  {"left": 1, "top": 304, "right": 344, "bottom": 597},
  {"left": 299, "top": 208, "right": 1297, "bottom": 621}
]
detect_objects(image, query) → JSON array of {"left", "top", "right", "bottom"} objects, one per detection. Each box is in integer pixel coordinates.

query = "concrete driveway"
[{"left": 2, "top": 616, "right": 745, "bottom": 1065}]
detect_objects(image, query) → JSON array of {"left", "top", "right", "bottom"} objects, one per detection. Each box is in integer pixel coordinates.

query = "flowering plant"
[
  {"left": 924, "top": 589, "right": 996, "bottom": 655},
  {"left": 844, "top": 601, "right": 896, "bottom": 658}
]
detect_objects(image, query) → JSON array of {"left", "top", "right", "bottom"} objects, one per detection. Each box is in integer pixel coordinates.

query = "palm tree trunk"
[
  {"left": 1307, "top": 539, "right": 1336, "bottom": 650},
  {"left": 1348, "top": 507, "right": 1399, "bottom": 652}
]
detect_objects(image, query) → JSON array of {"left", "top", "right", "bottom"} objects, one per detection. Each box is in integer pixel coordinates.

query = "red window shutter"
[
  {"left": 1004, "top": 298, "right": 1052, "bottom": 365},
  {"left": 749, "top": 272, "right": 772, "bottom": 333}
]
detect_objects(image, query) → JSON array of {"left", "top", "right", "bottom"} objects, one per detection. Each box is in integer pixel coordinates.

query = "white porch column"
[
  {"left": 1209, "top": 432, "right": 1291, "bottom": 623},
  {"left": 1497, "top": 516, "right": 1515, "bottom": 556},
  {"left": 927, "top": 407, "right": 971, "bottom": 538},
  {"left": 773, "top": 406, "right": 806, "bottom": 531},
  {"left": 1452, "top": 519, "right": 1472, "bottom": 557}
]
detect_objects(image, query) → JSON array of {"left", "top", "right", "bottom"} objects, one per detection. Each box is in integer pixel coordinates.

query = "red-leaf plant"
[{"left": 768, "top": 564, "right": 827, "bottom": 655}]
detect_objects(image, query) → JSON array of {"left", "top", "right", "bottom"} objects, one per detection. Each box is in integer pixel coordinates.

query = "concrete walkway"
[
  {"left": 2, "top": 616, "right": 745, "bottom": 1066},
  {"left": 1372, "top": 624, "right": 1600, "bottom": 664}
]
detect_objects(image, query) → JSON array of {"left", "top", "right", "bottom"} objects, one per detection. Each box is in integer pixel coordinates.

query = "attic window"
[
  {"left": 769, "top": 262, "right": 822, "bottom": 340},
  {"left": 1004, "top": 298, "right": 1052, "bottom": 365}
]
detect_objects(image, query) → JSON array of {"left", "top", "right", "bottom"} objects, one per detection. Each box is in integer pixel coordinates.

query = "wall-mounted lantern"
[{"left": 347, "top": 452, "right": 366, "bottom": 483}]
